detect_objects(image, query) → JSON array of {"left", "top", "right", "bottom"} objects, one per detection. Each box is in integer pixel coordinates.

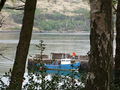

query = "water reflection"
[{"left": 46, "top": 70, "right": 80, "bottom": 79}]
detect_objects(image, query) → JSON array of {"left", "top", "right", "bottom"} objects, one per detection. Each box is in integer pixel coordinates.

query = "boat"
[
  {"left": 44, "top": 58, "right": 81, "bottom": 71},
  {"left": 28, "top": 53, "right": 82, "bottom": 72}
]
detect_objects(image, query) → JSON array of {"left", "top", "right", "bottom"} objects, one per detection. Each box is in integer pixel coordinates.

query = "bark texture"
[
  {"left": 85, "top": 0, "right": 113, "bottom": 90},
  {"left": 7, "top": 0, "right": 37, "bottom": 89},
  {"left": 115, "top": 0, "right": 120, "bottom": 85}
]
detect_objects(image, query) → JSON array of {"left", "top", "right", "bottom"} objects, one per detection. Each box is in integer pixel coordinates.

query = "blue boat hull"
[{"left": 44, "top": 62, "right": 80, "bottom": 70}]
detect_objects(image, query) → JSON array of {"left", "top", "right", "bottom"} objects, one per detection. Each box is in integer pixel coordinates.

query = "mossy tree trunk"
[
  {"left": 85, "top": 0, "right": 113, "bottom": 90},
  {"left": 115, "top": 0, "right": 120, "bottom": 85},
  {"left": 7, "top": 0, "right": 37, "bottom": 89}
]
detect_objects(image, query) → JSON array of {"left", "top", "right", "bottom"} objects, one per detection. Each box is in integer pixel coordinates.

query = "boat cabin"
[
  {"left": 51, "top": 53, "right": 71, "bottom": 59},
  {"left": 61, "top": 59, "right": 72, "bottom": 64}
]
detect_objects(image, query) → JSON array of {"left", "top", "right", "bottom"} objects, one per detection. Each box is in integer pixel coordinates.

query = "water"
[
  {"left": 0, "top": 32, "right": 90, "bottom": 75},
  {"left": 46, "top": 70, "right": 81, "bottom": 79}
]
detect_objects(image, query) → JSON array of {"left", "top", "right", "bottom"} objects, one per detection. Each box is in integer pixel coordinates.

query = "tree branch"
[
  {"left": 5, "top": 5, "right": 25, "bottom": 10},
  {"left": 20, "top": 0, "right": 25, "bottom": 3},
  {"left": 0, "top": 54, "right": 13, "bottom": 61},
  {"left": 112, "top": 5, "right": 117, "bottom": 13},
  {"left": 0, "top": 0, "right": 6, "bottom": 12},
  {"left": 0, "top": 14, "right": 5, "bottom": 27}
]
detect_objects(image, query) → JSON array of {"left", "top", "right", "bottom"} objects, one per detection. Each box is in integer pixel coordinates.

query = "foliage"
[
  {"left": 10, "top": 26, "right": 21, "bottom": 30},
  {"left": 35, "top": 40, "right": 46, "bottom": 64},
  {"left": 111, "top": 80, "right": 120, "bottom": 90},
  {"left": 72, "top": 8, "right": 89, "bottom": 16},
  {"left": 113, "top": 0, "right": 118, "bottom": 5},
  {"left": 0, "top": 69, "right": 11, "bottom": 89},
  {"left": 11, "top": 11, "right": 23, "bottom": 24},
  {"left": 8, "top": 8, "right": 90, "bottom": 31},
  {"left": 1, "top": 69, "right": 120, "bottom": 90},
  {"left": 82, "top": 0, "right": 89, "bottom": 4},
  {"left": 112, "top": 0, "right": 118, "bottom": 14},
  {"left": 34, "top": 9, "right": 90, "bottom": 31},
  {"left": 35, "top": 40, "right": 46, "bottom": 55},
  {"left": 23, "top": 72, "right": 85, "bottom": 90}
]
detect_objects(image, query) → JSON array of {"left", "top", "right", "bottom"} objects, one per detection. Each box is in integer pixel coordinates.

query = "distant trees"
[
  {"left": 7, "top": 0, "right": 37, "bottom": 89},
  {"left": 85, "top": 0, "right": 113, "bottom": 90}
]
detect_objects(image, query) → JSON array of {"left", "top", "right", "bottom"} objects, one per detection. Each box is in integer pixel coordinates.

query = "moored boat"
[
  {"left": 28, "top": 52, "right": 84, "bottom": 72},
  {"left": 44, "top": 58, "right": 81, "bottom": 71}
]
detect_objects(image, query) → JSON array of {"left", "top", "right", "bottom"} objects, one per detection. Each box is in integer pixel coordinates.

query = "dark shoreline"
[
  {"left": 0, "top": 30, "right": 90, "bottom": 34},
  {"left": 0, "top": 30, "right": 20, "bottom": 33}
]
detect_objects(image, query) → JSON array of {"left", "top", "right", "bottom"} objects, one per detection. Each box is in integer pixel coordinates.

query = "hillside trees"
[
  {"left": 85, "top": 0, "right": 113, "bottom": 90},
  {"left": 7, "top": 0, "right": 37, "bottom": 89}
]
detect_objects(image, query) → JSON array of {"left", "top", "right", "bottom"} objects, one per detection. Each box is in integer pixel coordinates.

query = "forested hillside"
[{"left": 0, "top": 0, "right": 89, "bottom": 32}]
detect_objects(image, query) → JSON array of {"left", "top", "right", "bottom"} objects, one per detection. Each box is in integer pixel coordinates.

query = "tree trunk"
[
  {"left": 85, "top": 0, "right": 113, "bottom": 90},
  {"left": 7, "top": 0, "right": 37, "bottom": 89},
  {"left": 0, "top": 0, "right": 6, "bottom": 11},
  {"left": 115, "top": 0, "right": 120, "bottom": 85}
]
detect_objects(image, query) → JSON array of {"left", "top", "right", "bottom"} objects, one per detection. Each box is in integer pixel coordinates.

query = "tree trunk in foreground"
[
  {"left": 85, "top": 0, "right": 113, "bottom": 90},
  {"left": 0, "top": 0, "right": 6, "bottom": 11},
  {"left": 115, "top": 0, "right": 120, "bottom": 85},
  {"left": 7, "top": 0, "right": 37, "bottom": 89}
]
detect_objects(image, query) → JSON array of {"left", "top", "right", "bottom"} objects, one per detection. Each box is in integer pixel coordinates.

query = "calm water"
[{"left": 0, "top": 32, "right": 90, "bottom": 75}]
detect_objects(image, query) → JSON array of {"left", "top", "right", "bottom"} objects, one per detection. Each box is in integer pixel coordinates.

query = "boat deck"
[{"left": 28, "top": 53, "right": 89, "bottom": 71}]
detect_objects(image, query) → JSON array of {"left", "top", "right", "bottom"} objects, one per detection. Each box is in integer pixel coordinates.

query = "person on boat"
[{"left": 72, "top": 52, "right": 77, "bottom": 59}]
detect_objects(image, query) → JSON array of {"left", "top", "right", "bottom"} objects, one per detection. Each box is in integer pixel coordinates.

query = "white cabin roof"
[{"left": 61, "top": 58, "right": 72, "bottom": 64}]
